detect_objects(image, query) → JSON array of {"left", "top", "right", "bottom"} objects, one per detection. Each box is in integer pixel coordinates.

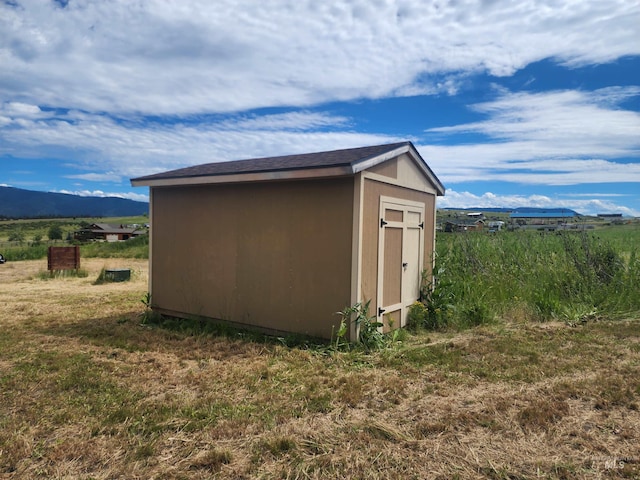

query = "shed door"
[{"left": 377, "top": 198, "right": 425, "bottom": 330}]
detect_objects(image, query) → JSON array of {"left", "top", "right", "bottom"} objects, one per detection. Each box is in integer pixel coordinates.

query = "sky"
[{"left": 1, "top": 0, "right": 639, "bottom": 216}]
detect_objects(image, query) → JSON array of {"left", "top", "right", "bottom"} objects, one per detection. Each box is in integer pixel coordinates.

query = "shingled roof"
[{"left": 131, "top": 141, "right": 445, "bottom": 194}]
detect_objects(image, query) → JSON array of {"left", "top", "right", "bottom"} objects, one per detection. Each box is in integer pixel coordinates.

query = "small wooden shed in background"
[{"left": 131, "top": 142, "right": 445, "bottom": 340}]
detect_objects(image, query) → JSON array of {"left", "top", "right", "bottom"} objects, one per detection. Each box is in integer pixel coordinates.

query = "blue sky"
[{"left": 1, "top": 0, "right": 639, "bottom": 216}]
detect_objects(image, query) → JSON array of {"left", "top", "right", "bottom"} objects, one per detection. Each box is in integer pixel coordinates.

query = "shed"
[
  {"left": 131, "top": 141, "right": 445, "bottom": 340},
  {"left": 487, "top": 220, "right": 505, "bottom": 231}
]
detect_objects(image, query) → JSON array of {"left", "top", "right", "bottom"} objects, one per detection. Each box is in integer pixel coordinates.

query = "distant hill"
[
  {"left": 441, "top": 207, "right": 581, "bottom": 216},
  {"left": 0, "top": 186, "right": 148, "bottom": 219}
]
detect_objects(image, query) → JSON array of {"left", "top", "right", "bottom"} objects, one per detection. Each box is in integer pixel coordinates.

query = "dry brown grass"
[{"left": 1, "top": 258, "right": 639, "bottom": 479}]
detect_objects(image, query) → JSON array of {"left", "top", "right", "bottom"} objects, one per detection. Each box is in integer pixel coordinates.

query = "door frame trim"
[{"left": 377, "top": 196, "right": 425, "bottom": 329}]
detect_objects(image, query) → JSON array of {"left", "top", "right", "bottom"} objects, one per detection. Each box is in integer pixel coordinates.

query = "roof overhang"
[{"left": 131, "top": 165, "right": 354, "bottom": 188}]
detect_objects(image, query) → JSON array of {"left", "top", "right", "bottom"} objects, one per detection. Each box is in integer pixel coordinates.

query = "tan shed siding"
[
  {"left": 366, "top": 157, "right": 398, "bottom": 179},
  {"left": 396, "top": 153, "right": 440, "bottom": 194},
  {"left": 361, "top": 178, "right": 437, "bottom": 316},
  {"left": 151, "top": 178, "right": 354, "bottom": 339}
]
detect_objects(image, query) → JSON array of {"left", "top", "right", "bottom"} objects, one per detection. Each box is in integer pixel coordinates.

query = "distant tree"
[
  {"left": 32, "top": 234, "right": 42, "bottom": 245},
  {"left": 48, "top": 225, "right": 63, "bottom": 242}
]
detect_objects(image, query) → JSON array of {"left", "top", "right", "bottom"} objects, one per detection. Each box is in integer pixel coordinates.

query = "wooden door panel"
[
  {"left": 382, "top": 226, "right": 403, "bottom": 308},
  {"left": 377, "top": 197, "right": 425, "bottom": 330}
]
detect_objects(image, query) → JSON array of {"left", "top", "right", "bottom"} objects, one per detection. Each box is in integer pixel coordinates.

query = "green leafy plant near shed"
[
  {"left": 336, "top": 300, "right": 388, "bottom": 352},
  {"left": 409, "top": 266, "right": 456, "bottom": 331},
  {"left": 139, "top": 292, "right": 162, "bottom": 324}
]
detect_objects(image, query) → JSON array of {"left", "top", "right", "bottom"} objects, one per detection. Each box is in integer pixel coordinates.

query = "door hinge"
[
  {"left": 378, "top": 307, "right": 386, "bottom": 316},
  {"left": 419, "top": 222, "right": 424, "bottom": 229},
  {"left": 380, "top": 218, "right": 388, "bottom": 228}
]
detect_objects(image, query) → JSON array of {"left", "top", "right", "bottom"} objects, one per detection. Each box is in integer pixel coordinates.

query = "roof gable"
[
  {"left": 88, "top": 223, "right": 138, "bottom": 234},
  {"left": 131, "top": 141, "right": 445, "bottom": 195}
]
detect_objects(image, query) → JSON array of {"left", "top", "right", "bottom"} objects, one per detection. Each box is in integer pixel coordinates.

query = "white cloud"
[
  {"left": 65, "top": 172, "right": 123, "bottom": 182},
  {"left": 421, "top": 87, "right": 640, "bottom": 185},
  {"left": 438, "top": 189, "right": 640, "bottom": 217},
  {"left": 1, "top": 1, "right": 638, "bottom": 115},
  {"left": 228, "top": 112, "right": 350, "bottom": 131},
  {"left": 429, "top": 87, "right": 640, "bottom": 150},
  {"left": 3, "top": 102, "right": 42, "bottom": 116},
  {"left": 559, "top": 193, "right": 629, "bottom": 198},
  {"left": 0, "top": 108, "right": 399, "bottom": 178},
  {"left": 57, "top": 189, "right": 149, "bottom": 202}
]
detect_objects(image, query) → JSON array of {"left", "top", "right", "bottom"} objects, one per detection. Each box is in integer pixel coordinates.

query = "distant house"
[
  {"left": 444, "top": 219, "right": 485, "bottom": 232},
  {"left": 74, "top": 223, "right": 146, "bottom": 242},
  {"left": 597, "top": 213, "right": 625, "bottom": 224},
  {"left": 487, "top": 220, "right": 505, "bottom": 231},
  {"left": 556, "top": 223, "right": 595, "bottom": 231}
]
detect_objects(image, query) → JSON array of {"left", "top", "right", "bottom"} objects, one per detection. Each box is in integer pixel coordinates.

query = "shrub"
[{"left": 48, "top": 225, "right": 63, "bottom": 241}]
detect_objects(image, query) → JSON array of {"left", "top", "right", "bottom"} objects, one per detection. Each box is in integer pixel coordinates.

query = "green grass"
[
  {"left": 0, "top": 215, "right": 148, "bottom": 238},
  {"left": 410, "top": 225, "right": 640, "bottom": 330},
  {"left": 0, "top": 216, "right": 149, "bottom": 260},
  {"left": 37, "top": 268, "right": 89, "bottom": 279},
  {"left": 81, "top": 233, "right": 149, "bottom": 259},
  {"left": 0, "top": 243, "right": 50, "bottom": 260}
]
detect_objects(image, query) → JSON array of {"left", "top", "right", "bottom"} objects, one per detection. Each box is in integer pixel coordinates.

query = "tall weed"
[{"left": 416, "top": 227, "right": 639, "bottom": 329}]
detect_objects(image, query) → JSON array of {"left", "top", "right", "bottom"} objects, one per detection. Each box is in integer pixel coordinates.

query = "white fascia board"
[{"left": 350, "top": 145, "right": 411, "bottom": 174}]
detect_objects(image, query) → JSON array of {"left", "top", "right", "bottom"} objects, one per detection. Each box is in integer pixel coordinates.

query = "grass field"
[
  {"left": 0, "top": 216, "right": 149, "bottom": 241},
  {"left": 1, "top": 256, "right": 639, "bottom": 478},
  {"left": 0, "top": 216, "right": 149, "bottom": 261},
  {"left": 412, "top": 224, "right": 640, "bottom": 331}
]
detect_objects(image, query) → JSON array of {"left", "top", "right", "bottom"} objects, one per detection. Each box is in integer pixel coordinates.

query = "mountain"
[
  {"left": 0, "top": 186, "right": 148, "bottom": 219},
  {"left": 441, "top": 207, "right": 581, "bottom": 215}
]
